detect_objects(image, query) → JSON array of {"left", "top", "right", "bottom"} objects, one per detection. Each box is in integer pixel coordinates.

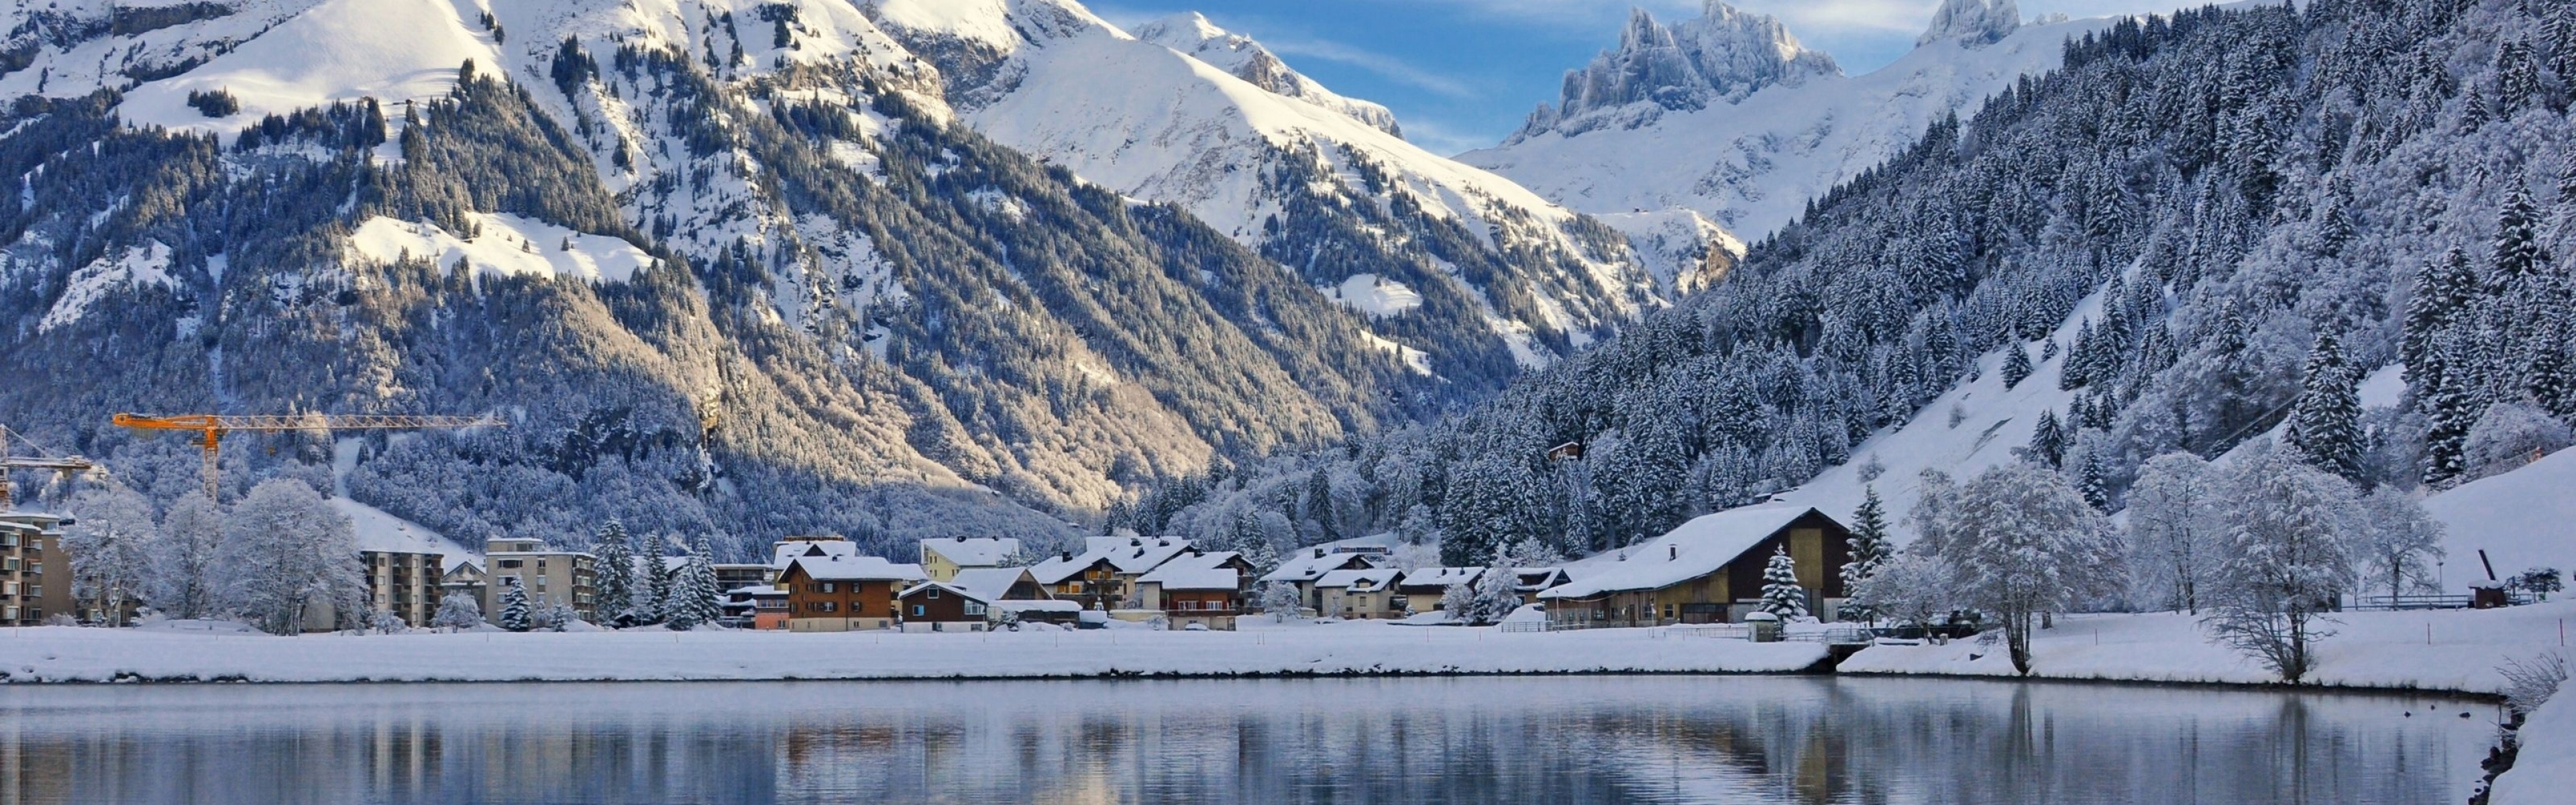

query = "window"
[
  {"left": 821, "top": 582, "right": 837, "bottom": 593},
  {"left": 926, "top": 588, "right": 940, "bottom": 598},
  {"left": 3, "top": 557, "right": 15, "bottom": 570},
  {"left": 498, "top": 559, "right": 523, "bottom": 569},
  {"left": 911, "top": 604, "right": 926, "bottom": 617},
  {"left": 965, "top": 602, "right": 985, "bottom": 616}
]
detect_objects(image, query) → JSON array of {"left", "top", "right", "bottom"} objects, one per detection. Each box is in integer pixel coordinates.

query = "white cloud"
[
  {"left": 1265, "top": 38, "right": 1481, "bottom": 98},
  {"left": 1396, "top": 117, "right": 1509, "bottom": 158}
]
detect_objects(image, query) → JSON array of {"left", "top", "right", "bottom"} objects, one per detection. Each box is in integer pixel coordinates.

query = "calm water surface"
[{"left": 0, "top": 676, "right": 2501, "bottom": 804}]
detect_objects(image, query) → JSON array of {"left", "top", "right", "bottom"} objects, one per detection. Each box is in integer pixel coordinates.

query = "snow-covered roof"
[
  {"left": 784, "top": 554, "right": 928, "bottom": 583},
  {"left": 1260, "top": 548, "right": 1381, "bottom": 583},
  {"left": 1540, "top": 504, "right": 1821, "bottom": 599},
  {"left": 898, "top": 580, "right": 985, "bottom": 602},
  {"left": 993, "top": 599, "right": 1083, "bottom": 613},
  {"left": 1315, "top": 568, "right": 1400, "bottom": 592},
  {"left": 1514, "top": 567, "right": 1569, "bottom": 592},
  {"left": 1397, "top": 567, "right": 1485, "bottom": 590},
  {"left": 1031, "top": 537, "right": 1195, "bottom": 583},
  {"left": 1138, "top": 551, "right": 1246, "bottom": 591},
  {"left": 920, "top": 536, "right": 1021, "bottom": 567},
  {"left": 331, "top": 498, "right": 478, "bottom": 574},
  {"left": 771, "top": 539, "right": 859, "bottom": 570},
  {"left": 949, "top": 568, "right": 1041, "bottom": 602}
]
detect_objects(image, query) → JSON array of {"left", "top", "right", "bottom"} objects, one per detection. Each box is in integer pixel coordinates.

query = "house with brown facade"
[
  {"left": 951, "top": 567, "right": 1079, "bottom": 626},
  {"left": 1133, "top": 551, "right": 1249, "bottom": 630},
  {"left": 1539, "top": 505, "right": 1853, "bottom": 628},
  {"left": 1030, "top": 537, "right": 1195, "bottom": 610},
  {"left": 896, "top": 581, "right": 991, "bottom": 631},
  {"left": 780, "top": 553, "right": 927, "bottom": 631}
]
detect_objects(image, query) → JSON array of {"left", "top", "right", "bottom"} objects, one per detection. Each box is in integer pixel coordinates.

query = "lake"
[{"left": 0, "top": 676, "right": 2501, "bottom": 804}]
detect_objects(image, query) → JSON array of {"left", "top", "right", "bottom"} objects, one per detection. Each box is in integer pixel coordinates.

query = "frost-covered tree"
[
  {"left": 1855, "top": 551, "right": 1955, "bottom": 635},
  {"left": 2205, "top": 441, "right": 2357, "bottom": 684},
  {"left": 62, "top": 488, "right": 156, "bottom": 627},
  {"left": 666, "top": 538, "right": 724, "bottom": 629},
  {"left": 497, "top": 579, "right": 533, "bottom": 632},
  {"left": 148, "top": 492, "right": 224, "bottom": 620},
  {"left": 2024, "top": 409, "right": 2068, "bottom": 469},
  {"left": 1259, "top": 581, "right": 1303, "bottom": 621},
  {"left": 432, "top": 592, "right": 484, "bottom": 631},
  {"left": 2461, "top": 400, "right": 2573, "bottom": 481},
  {"left": 2126, "top": 453, "right": 2222, "bottom": 614},
  {"left": 1915, "top": 463, "right": 2123, "bottom": 674},
  {"left": 1758, "top": 546, "right": 1807, "bottom": 618},
  {"left": 2285, "top": 333, "right": 2363, "bottom": 482},
  {"left": 223, "top": 479, "right": 366, "bottom": 635},
  {"left": 2351, "top": 488, "right": 2444, "bottom": 602},
  {"left": 368, "top": 608, "right": 407, "bottom": 635},
  {"left": 1837, "top": 486, "right": 1892, "bottom": 622},
  {"left": 2511, "top": 568, "right": 2563, "bottom": 602},
  {"left": 591, "top": 519, "right": 635, "bottom": 626},
  {"left": 1440, "top": 581, "right": 1477, "bottom": 623},
  {"left": 2002, "top": 342, "right": 2034, "bottom": 389},
  {"left": 637, "top": 543, "right": 673, "bottom": 625},
  {"left": 1468, "top": 565, "right": 1523, "bottom": 625}
]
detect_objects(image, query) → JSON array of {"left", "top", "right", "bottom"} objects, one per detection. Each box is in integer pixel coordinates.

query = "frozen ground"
[
  {"left": 0, "top": 619, "right": 1825, "bottom": 684},
  {"left": 2492, "top": 679, "right": 2576, "bottom": 805},
  {"left": 1840, "top": 600, "right": 2576, "bottom": 694}
]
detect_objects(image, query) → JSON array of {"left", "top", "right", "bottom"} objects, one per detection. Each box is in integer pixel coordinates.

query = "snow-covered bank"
[
  {"left": 0, "top": 621, "right": 1825, "bottom": 684},
  {"left": 1841, "top": 602, "right": 2576, "bottom": 694},
  {"left": 2492, "top": 683, "right": 2576, "bottom": 805}
]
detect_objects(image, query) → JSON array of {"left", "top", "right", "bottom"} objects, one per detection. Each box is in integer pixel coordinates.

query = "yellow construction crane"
[
  {"left": 111, "top": 413, "right": 506, "bottom": 500},
  {"left": 0, "top": 426, "right": 102, "bottom": 511}
]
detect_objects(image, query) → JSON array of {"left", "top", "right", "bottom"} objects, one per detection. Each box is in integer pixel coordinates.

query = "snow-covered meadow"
[
  {"left": 0, "top": 619, "right": 1827, "bottom": 684},
  {"left": 1841, "top": 600, "right": 2576, "bottom": 695}
]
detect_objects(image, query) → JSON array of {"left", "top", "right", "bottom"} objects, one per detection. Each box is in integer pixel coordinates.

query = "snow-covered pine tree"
[
  {"left": 2401, "top": 249, "right": 2475, "bottom": 388},
  {"left": 638, "top": 542, "right": 673, "bottom": 624},
  {"left": 2025, "top": 409, "right": 2068, "bottom": 468},
  {"left": 2285, "top": 333, "right": 2363, "bottom": 482},
  {"left": 1758, "top": 545, "right": 1807, "bottom": 619},
  {"left": 592, "top": 519, "right": 635, "bottom": 627},
  {"left": 1469, "top": 564, "right": 1523, "bottom": 625},
  {"left": 2422, "top": 329, "right": 2483, "bottom": 487},
  {"left": 2077, "top": 447, "right": 2112, "bottom": 512},
  {"left": 433, "top": 592, "right": 484, "bottom": 631},
  {"left": 1838, "top": 486, "right": 1891, "bottom": 623},
  {"left": 667, "top": 538, "right": 723, "bottom": 629},
  {"left": 498, "top": 580, "right": 533, "bottom": 632},
  {"left": 2002, "top": 342, "right": 2034, "bottom": 389}
]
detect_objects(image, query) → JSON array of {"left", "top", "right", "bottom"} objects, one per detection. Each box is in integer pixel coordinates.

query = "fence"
[
  {"left": 2347, "top": 594, "right": 2473, "bottom": 611},
  {"left": 1497, "top": 620, "right": 1546, "bottom": 633},
  {"left": 1784, "top": 626, "right": 1876, "bottom": 645}
]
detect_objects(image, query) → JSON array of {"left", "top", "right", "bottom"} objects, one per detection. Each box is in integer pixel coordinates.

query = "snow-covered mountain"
[
  {"left": 863, "top": 0, "right": 1658, "bottom": 367},
  {"left": 1462, "top": 0, "right": 2110, "bottom": 242}
]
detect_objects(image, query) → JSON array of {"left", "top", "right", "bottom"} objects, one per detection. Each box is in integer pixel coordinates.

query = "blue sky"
[{"left": 1087, "top": 1, "right": 2197, "bottom": 155}]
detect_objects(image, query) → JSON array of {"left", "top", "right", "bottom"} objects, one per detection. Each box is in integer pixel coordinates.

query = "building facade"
[
  {"left": 780, "top": 555, "right": 926, "bottom": 631},
  {"left": 0, "top": 513, "right": 70, "bottom": 626},
  {"left": 918, "top": 537, "right": 1022, "bottom": 582},
  {"left": 483, "top": 537, "right": 599, "bottom": 623},
  {"left": 1540, "top": 506, "right": 1854, "bottom": 629}
]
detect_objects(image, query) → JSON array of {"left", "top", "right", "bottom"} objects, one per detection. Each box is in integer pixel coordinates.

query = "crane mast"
[{"left": 111, "top": 413, "right": 506, "bottom": 501}]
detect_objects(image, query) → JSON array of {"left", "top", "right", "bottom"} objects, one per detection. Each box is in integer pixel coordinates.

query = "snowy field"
[
  {"left": 2492, "top": 681, "right": 2576, "bottom": 805},
  {"left": 0, "top": 619, "right": 1825, "bottom": 684},
  {"left": 1840, "top": 600, "right": 2576, "bottom": 694}
]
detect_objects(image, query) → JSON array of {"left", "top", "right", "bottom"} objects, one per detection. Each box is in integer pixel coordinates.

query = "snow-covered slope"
[
  {"left": 116, "top": 0, "right": 500, "bottom": 138},
  {"left": 865, "top": 0, "right": 1656, "bottom": 355},
  {"left": 1128, "top": 12, "right": 1402, "bottom": 138},
  {"left": 2424, "top": 447, "right": 2576, "bottom": 594},
  {"left": 1463, "top": 3, "right": 2110, "bottom": 241}
]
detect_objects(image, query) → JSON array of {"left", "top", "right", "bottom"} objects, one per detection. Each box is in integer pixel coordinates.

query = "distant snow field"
[{"left": 345, "top": 214, "right": 655, "bottom": 284}]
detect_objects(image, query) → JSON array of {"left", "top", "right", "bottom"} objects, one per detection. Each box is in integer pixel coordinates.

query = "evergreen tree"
[
  {"left": 2078, "top": 447, "right": 2112, "bottom": 512},
  {"left": 592, "top": 519, "right": 636, "bottom": 627},
  {"left": 2285, "top": 333, "right": 2363, "bottom": 482},
  {"left": 2422, "top": 331, "right": 2481, "bottom": 488},
  {"left": 2002, "top": 342, "right": 2034, "bottom": 389},
  {"left": 665, "top": 538, "right": 722, "bottom": 630},
  {"left": 2494, "top": 184, "right": 2550, "bottom": 301},
  {"left": 2026, "top": 409, "right": 2068, "bottom": 468},
  {"left": 498, "top": 580, "right": 533, "bottom": 632},
  {"left": 1758, "top": 546, "right": 1808, "bottom": 618},
  {"left": 639, "top": 543, "right": 673, "bottom": 624},
  {"left": 1838, "top": 486, "right": 1892, "bottom": 622},
  {"left": 2402, "top": 249, "right": 2474, "bottom": 377}
]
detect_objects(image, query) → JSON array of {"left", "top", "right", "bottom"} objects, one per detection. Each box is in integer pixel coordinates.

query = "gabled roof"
[
  {"left": 1029, "top": 552, "right": 1118, "bottom": 585},
  {"left": 1314, "top": 568, "right": 1400, "bottom": 592},
  {"left": 1513, "top": 567, "right": 1569, "bottom": 592},
  {"left": 1397, "top": 566, "right": 1485, "bottom": 590},
  {"left": 1539, "top": 504, "right": 1823, "bottom": 600},
  {"left": 1136, "top": 551, "right": 1247, "bottom": 591},
  {"left": 1032, "top": 537, "right": 1195, "bottom": 583},
  {"left": 898, "top": 580, "right": 986, "bottom": 603},
  {"left": 783, "top": 554, "right": 928, "bottom": 583},
  {"left": 771, "top": 539, "right": 859, "bottom": 570},
  {"left": 1260, "top": 548, "right": 1382, "bottom": 583},
  {"left": 949, "top": 567, "right": 1044, "bottom": 601},
  {"left": 920, "top": 537, "right": 1022, "bottom": 567}
]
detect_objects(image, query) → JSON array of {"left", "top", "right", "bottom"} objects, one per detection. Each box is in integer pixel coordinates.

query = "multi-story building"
[
  {"left": 918, "top": 537, "right": 1021, "bottom": 582},
  {"left": 778, "top": 553, "right": 926, "bottom": 631},
  {"left": 483, "top": 537, "right": 598, "bottom": 623},
  {"left": 0, "top": 513, "right": 70, "bottom": 626},
  {"left": 363, "top": 550, "right": 445, "bottom": 627}
]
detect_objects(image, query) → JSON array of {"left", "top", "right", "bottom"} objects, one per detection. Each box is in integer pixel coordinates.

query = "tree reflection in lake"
[{"left": 0, "top": 676, "right": 2500, "bottom": 804}]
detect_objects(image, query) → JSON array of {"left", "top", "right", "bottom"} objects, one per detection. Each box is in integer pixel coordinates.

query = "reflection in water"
[{"left": 0, "top": 676, "right": 2500, "bottom": 804}]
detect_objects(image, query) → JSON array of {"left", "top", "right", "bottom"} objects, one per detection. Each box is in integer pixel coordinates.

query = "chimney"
[
  {"left": 1313, "top": 548, "right": 1326, "bottom": 558},
  {"left": 1061, "top": 550, "right": 1074, "bottom": 561},
  {"left": 1668, "top": 545, "right": 1678, "bottom": 561}
]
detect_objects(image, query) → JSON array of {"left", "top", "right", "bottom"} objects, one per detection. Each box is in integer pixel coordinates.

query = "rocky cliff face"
[
  {"left": 1918, "top": 0, "right": 2023, "bottom": 48},
  {"left": 1513, "top": 1, "right": 1838, "bottom": 142}
]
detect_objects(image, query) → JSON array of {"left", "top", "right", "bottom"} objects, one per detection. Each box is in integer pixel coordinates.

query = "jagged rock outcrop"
[
  {"left": 1918, "top": 0, "right": 2022, "bottom": 48},
  {"left": 1130, "top": 12, "right": 1402, "bottom": 138},
  {"left": 1513, "top": 1, "right": 1838, "bottom": 141}
]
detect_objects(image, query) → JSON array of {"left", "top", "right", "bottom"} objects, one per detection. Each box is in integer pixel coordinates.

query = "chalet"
[
  {"left": 950, "top": 567, "right": 1079, "bottom": 626},
  {"left": 1538, "top": 505, "right": 1854, "bottom": 628},
  {"left": 1314, "top": 568, "right": 1402, "bottom": 619},
  {"left": 918, "top": 537, "right": 1022, "bottom": 582},
  {"left": 780, "top": 554, "right": 927, "bottom": 631},
  {"left": 725, "top": 584, "right": 790, "bottom": 629},
  {"left": 897, "top": 582, "right": 991, "bottom": 632},
  {"left": 1513, "top": 568, "right": 1570, "bottom": 602},
  {"left": 1258, "top": 545, "right": 1390, "bottom": 614},
  {"left": 1391, "top": 566, "right": 1484, "bottom": 613},
  {"left": 1134, "top": 551, "right": 1250, "bottom": 630},
  {"left": 1031, "top": 537, "right": 1194, "bottom": 610},
  {"left": 770, "top": 537, "right": 859, "bottom": 572}
]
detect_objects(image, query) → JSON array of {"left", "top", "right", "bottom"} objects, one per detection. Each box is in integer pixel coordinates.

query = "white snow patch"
[
  {"left": 1322, "top": 273, "right": 1421, "bottom": 318},
  {"left": 346, "top": 214, "right": 652, "bottom": 284},
  {"left": 118, "top": 0, "right": 500, "bottom": 140},
  {"left": 2425, "top": 445, "right": 2576, "bottom": 594},
  {"left": 1359, "top": 331, "right": 1434, "bottom": 377},
  {"left": 41, "top": 241, "right": 176, "bottom": 332}
]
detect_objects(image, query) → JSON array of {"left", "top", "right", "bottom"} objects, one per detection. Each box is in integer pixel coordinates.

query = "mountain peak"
[
  {"left": 1518, "top": 1, "right": 1838, "bottom": 141},
  {"left": 1129, "top": 11, "right": 1403, "bottom": 137},
  {"left": 1917, "top": 0, "right": 2021, "bottom": 48}
]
